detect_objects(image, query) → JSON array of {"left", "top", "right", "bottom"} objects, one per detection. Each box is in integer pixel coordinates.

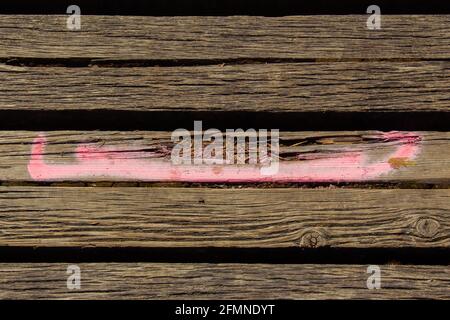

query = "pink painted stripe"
[{"left": 27, "top": 132, "right": 421, "bottom": 182}]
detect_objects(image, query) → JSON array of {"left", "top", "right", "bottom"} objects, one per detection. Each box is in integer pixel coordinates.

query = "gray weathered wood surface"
[
  {"left": 1, "top": 15, "right": 449, "bottom": 60},
  {"left": 1, "top": 13, "right": 448, "bottom": 301},
  {"left": 1, "top": 62, "right": 449, "bottom": 112},
  {"left": 0, "top": 187, "right": 448, "bottom": 248},
  {"left": 0, "top": 131, "right": 448, "bottom": 183},
  {"left": 0, "top": 263, "right": 448, "bottom": 299}
]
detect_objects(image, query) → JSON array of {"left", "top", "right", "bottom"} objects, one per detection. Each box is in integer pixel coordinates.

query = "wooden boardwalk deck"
[{"left": 0, "top": 11, "right": 449, "bottom": 300}]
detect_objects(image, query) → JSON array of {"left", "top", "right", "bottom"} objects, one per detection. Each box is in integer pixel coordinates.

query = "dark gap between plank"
[
  {"left": 0, "top": 110, "right": 449, "bottom": 131},
  {"left": 0, "top": 247, "right": 448, "bottom": 265},
  {"left": 3, "top": 57, "right": 450, "bottom": 68},
  {"left": 1, "top": 0, "right": 449, "bottom": 15},
  {"left": 1, "top": 181, "right": 449, "bottom": 189}
]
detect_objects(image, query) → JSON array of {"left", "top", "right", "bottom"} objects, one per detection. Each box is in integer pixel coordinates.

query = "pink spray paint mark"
[{"left": 27, "top": 132, "right": 421, "bottom": 182}]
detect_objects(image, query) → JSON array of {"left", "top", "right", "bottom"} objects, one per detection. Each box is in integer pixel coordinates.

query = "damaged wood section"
[
  {"left": 0, "top": 15, "right": 449, "bottom": 60},
  {"left": 1, "top": 62, "right": 449, "bottom": 112},
  {"left": 0, "top": 131, "right": 448, "bottom": 183},
  {"left": 0, "top": 263, "right": 448, "bottom": 299},
  {"left": 0, "top": 187, "right": 448, "bottom": 248}
]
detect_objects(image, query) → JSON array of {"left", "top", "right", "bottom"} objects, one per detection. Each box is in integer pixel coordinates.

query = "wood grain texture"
[
  {"left": 1, "top": 62, "right": 449, "bottom": 112},
  {"left": 0, "top": 263, "right": 448, "bottom": 299},
  {"left": 1, "top": 15, "right": 449, "bottom": 60},
  {"left": 0, "top": 131, "right": 448, "bottom": 183},
  {"left": 0, "top": 187, "right": 448, "bottom": 248}
]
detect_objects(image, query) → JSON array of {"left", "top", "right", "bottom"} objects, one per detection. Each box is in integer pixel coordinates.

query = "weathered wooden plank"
[
  {"left": 0, "top": 131, "right": 448, "bottom": 183},
  {"left": 1, "top": 62, "right": 449, "bottom": 112},
  {"left": 1, "top": 15, "right": 449, "bottom": 60},
  {"left": 0, "top": 187, "right": 448, "bottom": 248},
  {"left": 0, "top": 263, "right": 448, "bottom": 299}
]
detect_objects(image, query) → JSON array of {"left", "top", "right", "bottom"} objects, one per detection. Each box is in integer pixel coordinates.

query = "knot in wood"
[
  {"left": 299, "top": 230, "right": 327, "bottom": 248},
  {"left": 415, "top": 217, "right": 440, "bottom": 239}
]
